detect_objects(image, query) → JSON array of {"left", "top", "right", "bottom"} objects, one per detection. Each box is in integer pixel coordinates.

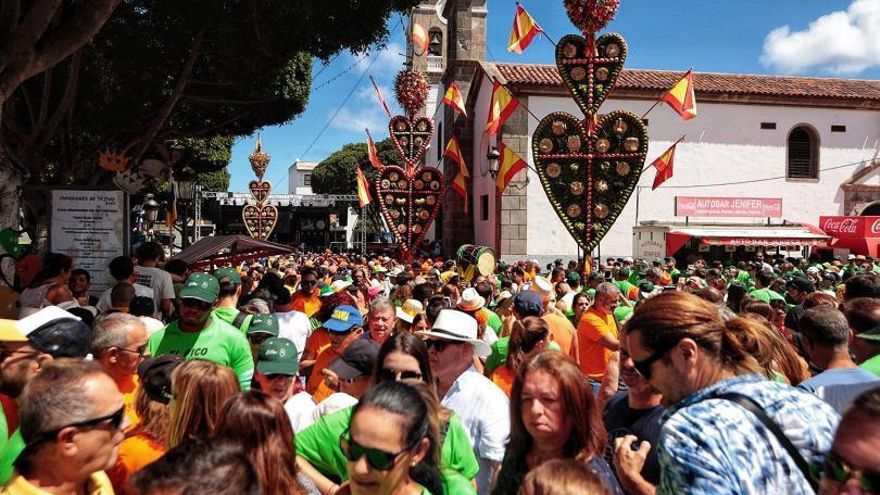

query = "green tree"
[{"left": 312, "top": 138, "right": 403, "bottom": 194}]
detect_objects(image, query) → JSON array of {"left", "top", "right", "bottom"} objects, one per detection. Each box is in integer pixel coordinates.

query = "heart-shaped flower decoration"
[
  {"left": 242, "top": 204, "right": 278, "bottom": 240},
  {"left": 248, "top": 180, "right": 271, "bottom": 203},
  {"left": 388, "top": 116, "right": 434, "bottom": 167},
  {"left": 556, "top": 32, "right": 627, "bottom": 117},
  {"left": 532, "top": 110, "right": 647, "bottom": 252},
  {"left": 375, "top": 166, "right": 444, "bottom": 253}
]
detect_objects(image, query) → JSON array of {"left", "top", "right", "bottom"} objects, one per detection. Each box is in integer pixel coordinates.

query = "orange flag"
[
  {"left": 486, "top": 80, "right": 519, "bottom": 136},
  {"left": 365, "top": 129, "right": 385, "bottom": 170},
  {"left": 356, "top": 165, "right": 373, "bottom": 207},
  {"left": 370, "top": 76, "right": 392, "bottom": 118},
  {"left": 661, "top": 70, "right": 697, "bottom": 120},
  {"left": 651, "top": 140, "right": 681, "bottom": 190},
  {"left": 508, "top": 3, "right": 542, "bottom": 53},
  {"left": 444, "top": 136, "right": 468, "bottom": 178},
  {"left": 452, "top": 173, "right": 468, "bottom": 213},
  {"left": 412, "top": 22, "right": 429, "bottom": 55},
  {"left": 496, "top": 142, "right": 528, "bottom": 192},
  {"left": 442, "top": 82, "right": 467, "bottom": 116}
]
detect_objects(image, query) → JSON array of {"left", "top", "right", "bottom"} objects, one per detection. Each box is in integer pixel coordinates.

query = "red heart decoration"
[
  {"left": 389, "top": 116, "right": 433, "bottom": 167},
  {"left": 375, "top": 166, "right": 444, "bottom": 252},
  {"left": 242, "top": 203, "right": 278, "bottom": 240},
  {"left": 248, "top": 180, "right": 271, "bottom": 203},
  {"left": 556, "top": 32, "right": 627, "bottom": 117}
]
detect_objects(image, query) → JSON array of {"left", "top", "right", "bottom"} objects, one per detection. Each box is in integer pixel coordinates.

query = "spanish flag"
[
  {"left": 651, "top": 141, "right": 681, "bottom": 190},
  {"left": 442, "top": 82, "right": 467, "bottom": 116},
  {"left": 370, "top": 76, "right": 392, "bottom": 118},
  {"left": 452, "top": 173, "right": 468, "bottom": 213},
  {"left": 412, "top": 22, "right": 429, "bottom": 55},
  {"left": 508, "top": 3, "right": 541, "bottom": 54},
  {"left": 444, "top": 136, "right": 468, "bottom": 178},
  {"left": 496, "top": 143, "right": 528, "bottom": 192},
  {"left": 486, "top": 80, "right": 518, "bottom": 136},
  {"left": 166, "top": 182, "right": 178, "bottom": 228},
  {"left": 661, "top": 70, "right": 697, "bottom": 121},
  {"left": 356, "top": 165, "right": 372, "bottom": 207},
  {"left": 365, "top": 129, "right": 384, "bottom": 170}
]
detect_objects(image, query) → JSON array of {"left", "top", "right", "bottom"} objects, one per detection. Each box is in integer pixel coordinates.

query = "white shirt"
[
  {"left": 441, "top": 365, "right": 510, "bottom": 495},
  {"left": 285, "top": 391, "right": 319, "bottom": 432},
  {"left": 135, "top": 266, "right": 175, "bottom": 315},
  {"left": 274, "top": 310, "right": 312, "bottom": 361},
  {"left": 96, "top": 282, "right": 155, "bottom": 313}
]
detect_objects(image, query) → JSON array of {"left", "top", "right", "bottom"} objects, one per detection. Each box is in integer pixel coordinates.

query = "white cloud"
[
  {"left": 760, "top": 0, "right": 880, "bottom": 75},
  {"left": 354, "top": 42, "right": 407, "bottom": 74},
  {"left": 329, "top": 106, "right": 390, "bottom": 135}
]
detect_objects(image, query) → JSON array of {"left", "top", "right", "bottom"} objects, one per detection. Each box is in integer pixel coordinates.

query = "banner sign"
[
  {"left": 675, "top": 197, "right": 783, "bottom": 218},
  {"left": 50, "top": 190, "right": 126, "bottom": 295},
  {"left": 820, "top": 216, "right": 880, "bottom": 239},
  {"left": 702, "top": 237, "right": 826, "bottom": 247}
]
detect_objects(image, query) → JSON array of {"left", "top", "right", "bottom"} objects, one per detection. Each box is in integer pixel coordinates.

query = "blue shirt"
[
  {"left": 798, "top": 367, "right": 880, "bottom": 414},
  {"left": 658, "top": 374, "right": 839, "bottom": 495}
]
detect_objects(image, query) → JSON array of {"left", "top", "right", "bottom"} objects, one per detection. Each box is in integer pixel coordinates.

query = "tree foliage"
[{"left": 311, "top": 138, "right": 403, "bottom": 194}]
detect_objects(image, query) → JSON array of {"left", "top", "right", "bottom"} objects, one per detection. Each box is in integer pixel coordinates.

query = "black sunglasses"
[
  {"left": 31, "top": 406, "right": 126, "bottom": 446},
  {"left": 117, "top": 344, "right": 147, "bottom": 356},
  {"left": 818, "top": 451, "right": 880, "bottom": 492},
  {"left": 425, "top": 339, "right": 453, "bottom": 353},
  {"left": 378, "top": 368, "right": 423, "bottom": 382},
  {"left": 632, "top": 345, "right": 674, "bottom": 380},
  {"left": 340, "top": 434, "right": 417, "bottom": 471}
]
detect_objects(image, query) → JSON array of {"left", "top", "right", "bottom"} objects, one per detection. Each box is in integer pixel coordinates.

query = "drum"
[{"left": 456, "top": 244, "right": 497, "bottom": 282}]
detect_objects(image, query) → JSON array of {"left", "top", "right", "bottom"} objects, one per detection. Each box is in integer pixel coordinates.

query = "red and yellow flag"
[
  {"left": 166, "top": 182, "right": 178, "bottom": 228},
  {"left": 651, "top": 141, "right": 680, "bottom": 190},
  {"left": 452, "top": 173, "right": 468, "bottom": 213},
  {"left": 412, "top": 22, "right": 429, "bottom": 55},
  {"left": 444, "top": 136, "right": 468, "bottom": 178},
  {"left": 486, "top": 80, "right": 519, "bottom": 136},
  {"left": 496, "top": 142, "right": 528, "bottom": 192},
  {"left": 365, "top": 129, "right": 384, "bottom": 170},
  {"left": 370, "top": 76, "right": 392, "bottom": 118},
  {"left": 661, "top": 70, "right": 697, "bottom": 121},
  {"left": 508, "top": 3, "right": 542, "bottom": 53},
  {"left": 356, "top": 165, "right": 372, "bottom": 207},
  {"left": 442, "top": 82, "right": 467, "bottom": 116}
]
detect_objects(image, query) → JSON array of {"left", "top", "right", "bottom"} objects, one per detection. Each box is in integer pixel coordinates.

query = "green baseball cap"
[
  {"left": 857, "top": 325, "right": 880, "bottom": 342},
  {"left": 213, "top": 267, "right": 241, "bottom": 285},
  {"left": 256, "top": 337, "right": 299, "bottom": 376},
  {"left": 179, "top": 273, "right": 219, "bottom": 303},
  {"left": 247, "top": 313, "right": 279, "bottom": 337}
]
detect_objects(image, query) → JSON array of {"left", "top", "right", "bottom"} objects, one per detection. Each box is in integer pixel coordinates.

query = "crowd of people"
[{"left": 0, "top": 241, "right": 879, "bottom": 494}]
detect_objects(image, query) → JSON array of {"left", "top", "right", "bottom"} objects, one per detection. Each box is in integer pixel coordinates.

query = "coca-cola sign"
[{"left": 819, "top": 216, "right": 880, "bottom": 238}]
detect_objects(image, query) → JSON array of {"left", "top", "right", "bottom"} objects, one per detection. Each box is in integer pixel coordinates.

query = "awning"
[
  {"left": 830, "top": 237, "right": 880, "bottom": 257},
  {"left": 169, "top": 235, "right": 294, "bottom": 269},
  {"left": 666, "top": 226, "right": 830, "bottom": 255}
]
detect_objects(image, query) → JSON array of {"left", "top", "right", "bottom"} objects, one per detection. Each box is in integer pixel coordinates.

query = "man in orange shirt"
[
  {"left": 306, "top": 305, "right": 363, "bottom": 403},
  {"left": 577, "top": 282, "right": 621, "bottom": 382},
  {"left": 291, "top": 268, "right": 321, "bottom": 317},
  {"left": 92, "top": 313, "right": 149, "bottom": 430}
]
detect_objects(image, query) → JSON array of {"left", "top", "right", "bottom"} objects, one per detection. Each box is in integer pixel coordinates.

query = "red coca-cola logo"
[
  {"left": 823, "top": 217, "right": 861, "bottom": 234},
  {"left": 872, "top": 219, "right": 880, "bottom": 234}
]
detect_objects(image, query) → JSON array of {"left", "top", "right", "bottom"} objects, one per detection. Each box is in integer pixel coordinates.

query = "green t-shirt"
[
  {"left": 485, "top": 309, "right": 502, "bottom": 334},
  {"left": 211, "top": 307, "right": 252, "bottom": 334},
  {"left": 0, "top": 429, "right": 24, "bottom": 484},
  {"left": 860, "top": 354, "right": 880, "bottom": 377},
  {"left": 749, "top": 287, "right": 785, "bottom": 304},
  {"left": 296, "top": 406, "right": 478, "bottom": 494},
  {"left": 148, "top": 317, "right": 254, "bottom": 389},
  {"left": 613, "top": 305, "right": 633, "bottom": 323},
  {"left": 485, "top": 337, "right": 510, "bottom": 374}
]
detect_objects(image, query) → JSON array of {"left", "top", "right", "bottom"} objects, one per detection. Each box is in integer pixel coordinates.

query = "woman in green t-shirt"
[{"left": 338, "top": 381, "right": 443, "bottom": 495}]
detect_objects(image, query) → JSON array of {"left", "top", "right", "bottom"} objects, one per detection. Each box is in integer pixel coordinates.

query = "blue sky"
[{"left": 229, "top": 0, "right": 879, "bottom": 194}]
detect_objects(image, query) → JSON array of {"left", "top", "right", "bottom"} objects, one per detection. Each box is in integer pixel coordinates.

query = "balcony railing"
[{"left": 427, "top": 55, "right": 444, "bottom": 73}]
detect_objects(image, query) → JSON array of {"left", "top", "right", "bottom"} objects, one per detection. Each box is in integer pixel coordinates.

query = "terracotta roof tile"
[{"left": 493, "top": 63, "right": 880, "bottom": 102}]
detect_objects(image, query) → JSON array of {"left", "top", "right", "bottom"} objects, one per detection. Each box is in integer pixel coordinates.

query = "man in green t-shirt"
[
  {"left": 846, "top": 297, "right": 880, "bottom": 377},
  {"left": 749, "top": 271, "right": 785, "bottom": 303},
  {"left": 147, "top": 273, "right": 254, "bottom": 389},
  {"left": 210, "top": 267, "right": 252, "bottom": 333}
]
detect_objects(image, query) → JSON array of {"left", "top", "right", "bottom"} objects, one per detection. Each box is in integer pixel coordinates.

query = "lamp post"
[
  {"left": 487, "top": 146, "right": 500, "bottom": 179},
  {"left": 143, "top": 194, "right": 160, "bottom": 241},
  {"left": 175, "top": 166, "right": 197, "bottom": 248}
]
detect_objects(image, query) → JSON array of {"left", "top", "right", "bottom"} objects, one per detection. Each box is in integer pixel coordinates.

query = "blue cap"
[
  {"left": 513, "top": 291, "right": 544, "bottom": 317},
  {"left": 323, "top": 305, "right": 364, "bottom": 333}
]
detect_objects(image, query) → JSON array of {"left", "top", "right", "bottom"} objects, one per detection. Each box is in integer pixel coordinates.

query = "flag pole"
[
  {"left": 640, "top": 135, "right": 686, "bottom": 175},
  {"left": 641, "top": 100, "right": 662, "bottom": 119}
]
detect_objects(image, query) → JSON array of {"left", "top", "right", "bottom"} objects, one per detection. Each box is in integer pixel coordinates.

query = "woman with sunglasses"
[
  {"left": 297, "top": 333, "right": 478, "bottom": 495},
  {"left": 339, "top": 381, "right": 443, "bottom": 495},
  {"left": 493, "top": 350, "right": 623, "bottom": 495}
]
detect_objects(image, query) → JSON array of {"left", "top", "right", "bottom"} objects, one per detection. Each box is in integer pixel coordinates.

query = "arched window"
[
  {"left": 787, "top": 125, "right": 819, "bottom": 179},
  {"left": 428, "top": 28, "right": 443, "bottom": 56}
]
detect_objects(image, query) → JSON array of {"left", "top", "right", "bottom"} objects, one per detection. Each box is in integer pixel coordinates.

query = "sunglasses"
[
  {"left": 340, "top": 435, "right": 416, "bottom": 471},
  {"left": 117, "top": 344, "right": 147, "bottom": 357},
  {"left": 632, "top": 345, "right": 673, "bottom": 380},
  {"left": 378, "top": 368, "right": 423, "bottom": 382},
  {"left": 31, "top": 406, "right": 126, "bottom": 445},
  {"left": 425, "top": 339, "right": 457, "bottom": 353},
  {"left": 818, "top": 451, "right": 880, "bottom": 492}
]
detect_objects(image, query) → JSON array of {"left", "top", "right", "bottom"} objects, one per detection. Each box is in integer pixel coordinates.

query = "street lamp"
[
  {"left": 176, "top": 165, "right": 197, "bottom": 201},
  {"left": 487, "top": 146, "right": 500, "bottom": 179},
  {"left": 143, "top": 194, "right": 160, "bottom": 223}
]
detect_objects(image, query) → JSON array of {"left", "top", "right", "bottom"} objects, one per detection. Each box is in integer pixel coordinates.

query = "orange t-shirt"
[
  {"left": 108, "top": 432, "right": 165, "bottom": 494},
  {"left": 543, "top": 313, "right": 576, "bottom": 356},
  {"left": 117, "top": 374, "right": 140, "bottom": 432},
  {"left": 491, "top": 364, "right": 515, "bottom": 397},
  {"left": 304, "top": 327, "right": 332, "bottom": 362},
  {"left": 307, "top": 346, "right": 340, "bottom": 403},
  {"left": 576, "top": 307, "right": 618, "bottom": 381},
  {"left": 292, "top": 291, "right": 321, "bottom": 317}
]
